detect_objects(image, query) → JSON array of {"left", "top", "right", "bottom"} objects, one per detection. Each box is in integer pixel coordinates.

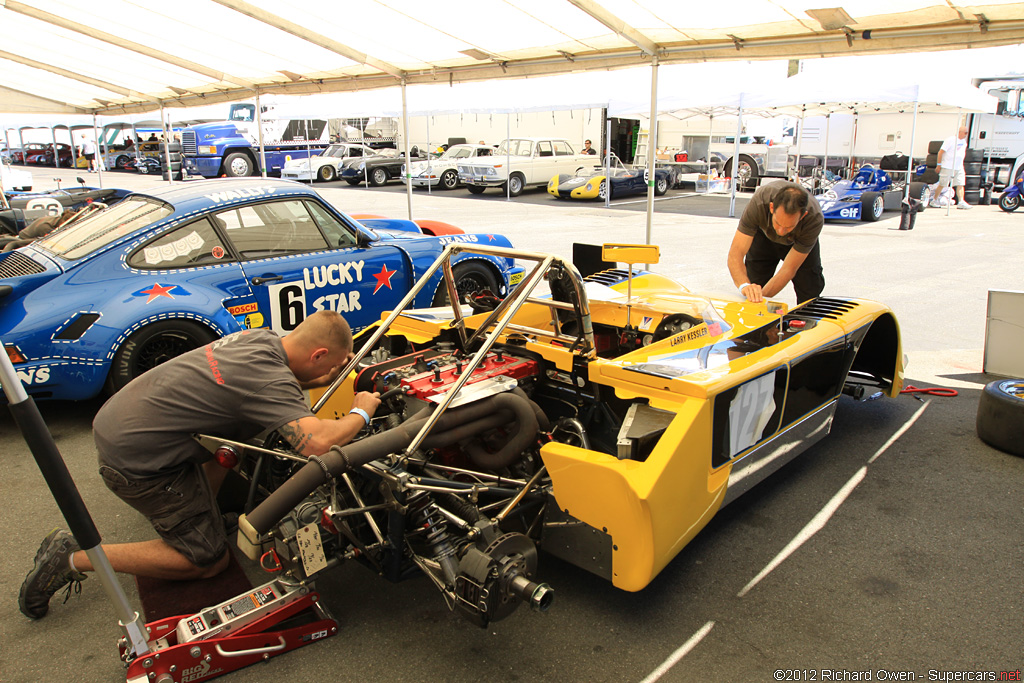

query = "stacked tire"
[
  {"left": 160, "top": 142, "right": 184, "bottom": 181},
  {"left": 964, "top": 148, "right": 984, "bottom": 205}
]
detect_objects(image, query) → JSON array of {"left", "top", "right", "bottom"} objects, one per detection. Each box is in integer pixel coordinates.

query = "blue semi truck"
[{"left": 182, "top": 103, "right": 329, "bottom": 178}]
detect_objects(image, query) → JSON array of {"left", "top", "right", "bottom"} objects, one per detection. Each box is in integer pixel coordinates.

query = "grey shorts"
[{"left": 99, "top": 462, "right": 228, "bottom": 568}]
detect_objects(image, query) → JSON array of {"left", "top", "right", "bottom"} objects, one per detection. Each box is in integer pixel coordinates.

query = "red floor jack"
[
  {"left": 123, "top": 579, "right": 337, "bottom": 682},
  {"left": 1, "top": 344, "right": 337, "bottom": 683}
]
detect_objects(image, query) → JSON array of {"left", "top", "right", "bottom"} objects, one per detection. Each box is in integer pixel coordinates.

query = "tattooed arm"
[{"left": 277, "top": 391, "right": 381, "bottom": 456}]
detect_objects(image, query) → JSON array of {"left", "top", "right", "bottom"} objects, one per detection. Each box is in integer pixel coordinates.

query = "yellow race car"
[
  {"left": 548, "top": 155, "right": 671, "bottom": 200},
  {"left": 223, "top": 242, "right": 904, "bottom": 628}
]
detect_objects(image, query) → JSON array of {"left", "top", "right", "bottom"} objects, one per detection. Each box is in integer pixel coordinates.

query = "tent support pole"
[
  {"left": 822, "top": 112, "right": 832, "bottom": 187},
  {"left": 92, "top": 114, "right": 104, "bottom": 188},
  {"left": 69, "top": 122, "right": 79, "bottom": 171},
  {"left": 645, "top": 54, "right": 659, "bottom": 244},
  {"left": 848, "top": 113, "right": 858, "bottom": 177},
  {"left": 50, "top": 127, "right": 58, "bottom": 174},
  {"left": 729, "top": 97, "right": 743, "bottom": 218},
  {"left": 793, "top": 105, "right": 805, "bottom": 183},
  {"left": 160, "top": 103, "right": 173, "bottom": 186},
  {"left": 426, "top": 114, "right": 431, "bottom": 196},
  {"left": 401, "top": 76, "right": 412, "bottom": 220},
  {"left": 506, "top": 113, "right": 511, "bottom": 201},
  {"left": 904, "top": 101, "right": 919, "bottom": 200},
  {"left": 604, "top": 118, "right": 611, "bottom": 209},
  {"left": 707, "top": 113, "right": 714, "bottom": 181},
  {"left": 256, "top": 90, "right": 267, "bottom": 178},
  {"left": 945, "top": 107, "right": 962, "bottom": 216}
]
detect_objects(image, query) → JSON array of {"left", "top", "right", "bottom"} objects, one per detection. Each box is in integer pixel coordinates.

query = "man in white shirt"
[
  {"left": 932, "top": 126, "right": 970, "bottom": 209},
  {"left": 80, "top": 135, "right": 97, "bottom": 172}
]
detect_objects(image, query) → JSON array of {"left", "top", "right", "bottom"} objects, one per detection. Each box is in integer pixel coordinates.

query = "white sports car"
[
  {"left": 407, "top": 144, "right": 494, "bottom": 190},
  {"left": 1, "top": 157, "right": 33, "bottom": 191},
  {"left": 281, "top": 142, "right": 378, "bottom": 182}
]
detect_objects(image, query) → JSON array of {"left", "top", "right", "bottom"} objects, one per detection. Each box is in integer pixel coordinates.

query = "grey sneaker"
[{"left": 19, "top": 529, "right": 86, "bottom": 619}]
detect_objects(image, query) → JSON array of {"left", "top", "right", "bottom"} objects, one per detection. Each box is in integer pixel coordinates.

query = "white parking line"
[
  {"left": 638, "top": 621, "right": 716, "bottom": 683},
  {"left": 736, "top": 400, "right": 931, "bottom": 598}
]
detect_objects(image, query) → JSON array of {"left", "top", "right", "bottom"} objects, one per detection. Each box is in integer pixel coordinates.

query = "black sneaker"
[{"left": 19, "top": 529, "right": 86, "bottom": 619}]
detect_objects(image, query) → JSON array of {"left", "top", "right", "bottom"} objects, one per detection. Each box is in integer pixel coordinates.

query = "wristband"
[
  {"left": 349, "top": 407, "right": 370, "bottom": 426},
  {"left": 738, "top": 282, "right": 750, "bottom": 294}
]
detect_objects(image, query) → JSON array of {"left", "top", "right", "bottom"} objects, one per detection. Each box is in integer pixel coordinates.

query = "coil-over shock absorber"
[{"left": 408, "top": 491, "right": 460, "bottom": 587}]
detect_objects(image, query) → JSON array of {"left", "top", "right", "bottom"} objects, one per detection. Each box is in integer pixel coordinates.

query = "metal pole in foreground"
[
  {"left": 645, "top": 54, "right": 659, "bottom": 244},
  {"left": 0, "top": 341, "right": 150, "bottom": 660}
]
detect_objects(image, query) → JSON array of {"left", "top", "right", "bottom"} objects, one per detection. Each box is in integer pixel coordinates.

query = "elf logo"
[
  {"left": 16, "top": 367, "right": 50, "bottom": 385},
  {"left": 839, "top": 207, "right": 859, "bottom": 218}
]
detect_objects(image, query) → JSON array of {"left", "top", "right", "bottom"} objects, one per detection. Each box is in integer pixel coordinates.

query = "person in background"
[
  {"left": 80, "top": 135, "right": 97, "bottom": 172},
  {"left": 582, "top": 140, "right": 597, "bottom": 155},
  {"left": 932, "top": 125, "right": 971, "bottom": 209}
]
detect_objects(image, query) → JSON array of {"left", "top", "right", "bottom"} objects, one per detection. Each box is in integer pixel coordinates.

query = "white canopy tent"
[{"left": 2, "top": 0, "right": 1022, "bottom": 232}]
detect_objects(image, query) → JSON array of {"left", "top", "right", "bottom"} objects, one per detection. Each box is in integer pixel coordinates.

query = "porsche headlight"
[
  {"left": 357, "top": 161, "right": 365, "bottom": 171},
  {"left": 585, "top": 183, "right": 593, "bottom": 191}
]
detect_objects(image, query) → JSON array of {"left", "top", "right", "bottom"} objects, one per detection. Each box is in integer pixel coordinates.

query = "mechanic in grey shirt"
[
  {"left": 19, "top": 310, "right": 380, "bottom": 619},
  {"left": 727, "top": 181, "right": 824, "bottom": 304}
]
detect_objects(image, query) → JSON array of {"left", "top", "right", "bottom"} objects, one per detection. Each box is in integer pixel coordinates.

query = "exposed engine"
[{"left": 234, "top": 340, "right": 562, "bottom": 627}]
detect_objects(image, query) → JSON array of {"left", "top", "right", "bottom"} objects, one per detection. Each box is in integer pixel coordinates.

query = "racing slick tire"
[
  {"left": 318, "top": 165, "right": 337, "bottom": 182},
  {"left": 432, "top": 262, "right": 501, "bottom": 306},
  {"left": 965, "top": 162, "right": 983, "bottom": 176},
  {"left": 369, "top": 167, "right": 388, "bottom": 187},
  {"left": 106, "top": 320, "right": 219, "bottom": 394},
  {"left": 965, "top": 176, "right": 982, "bottom": 191},
  {"left": 965, "top": 148, "right": 984, "bottom": 163},
  {"left": 654, "top": 175, "right": 669, "bottom": 196},
  {"left": 908, "top": 182, "right": 930, "bottom": 211},
  {"left": 927, "top": 140, "right": 943, "bottom": 154},
  {"left": 925, "top": 153, "right": 939, "bottom": 167},
  {"left": 976, "top": 379, "right": 1024, "bottom": 457},
  {"left": 860, "top": 191, "right": 884, "bottom": 221},
  {"left": 505, "top": 173, "right": 525, "bottom": 198},
  {"left": 223, "top": 152, "right": 254, "bottom": 177},
  {"left": 724, "top": 155, "right": 759, "bottom": 191},
  {"left": 467, "top": 185, "right": 486, "bottom": 194},
  {"left": 440, "top": 169, "right": 459, "bottom": 190}
]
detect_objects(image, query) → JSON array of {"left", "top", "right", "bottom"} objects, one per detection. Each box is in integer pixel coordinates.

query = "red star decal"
[
  {"left": 372, "top": 264, "right": 398, "bottom": 295},
  {"left": 487, "top": 234, "right": 496, "bottom": 241},
  {"left": 140, "top": 283, "right": 177, "bottom": 304}
]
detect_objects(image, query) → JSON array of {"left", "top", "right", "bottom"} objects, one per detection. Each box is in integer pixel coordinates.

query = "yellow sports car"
[{"left": 223, "top": 243, "right": 904, "bottom": 627}]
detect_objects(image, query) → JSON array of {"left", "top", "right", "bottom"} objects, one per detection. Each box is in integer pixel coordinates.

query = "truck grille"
[
  {"left": 181, "top": 130, "right": 197, "bottom": 155},
  {"left": 0, "top": 252, "right": 46, "bottom": 279}
]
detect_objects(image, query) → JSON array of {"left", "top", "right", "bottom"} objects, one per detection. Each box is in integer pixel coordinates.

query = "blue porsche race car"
[
  {"left": 0, "top": 178, "right": 524, "bottom": 401},
  {"left": 815, "top": 163, "right": 931, "bottom": 222}
]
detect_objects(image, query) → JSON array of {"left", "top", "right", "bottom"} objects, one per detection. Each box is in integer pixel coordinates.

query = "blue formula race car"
[
  {"left": 815, "top": 163, "right": 931, "bottom": 222},
  {"left": 0, "top": 178, "right": 524, "bottom": 401}
]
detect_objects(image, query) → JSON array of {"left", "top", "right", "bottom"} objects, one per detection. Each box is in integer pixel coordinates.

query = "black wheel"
[
  {"left": 160, "top": 142, "right": 182, "bottom": 155},
  {"left": 345, "top": 178, "right": 361, "bottom": 186},
  {"left": 370, "top": 167, "right": 388, "bottom": 186},
  {"left": 925, "top": 153, "right": 939, "bottom": 167},
  {"left": 440, "top": 169, "right": 459, "bottom": 190},
  {"left": 724, "top": 155, "right": 758, "bottom": 191},
  {"left": 432, "top": 262, "right": 500, "bottom": 306},
  {"left": 963, "top": 190, "right": 981, "bottom": 204},
  {"left": 965, "top": 162, "right": 983, "bottom": 176},
  {"left": 860, "top": 191, "right": 884, "bottom": 221},
  {"left": 506, "top": 173, "right": 525, "bottom": 197},
  {"left": 467, "top": 185, "right": 486, "bottom": 194},
  {"left": 927, "top": 140, "right": 943, "bottom": 154},
  {"left": 965, "top": 148, "right": 984, "bottom": 163},
  {"left": 998, "top": 192, "right": 1020, "bottom": 212},
  {"left": 106, "top": 320, "right": 218, "bottom": 393},
  {"left": 965, "top": 176, "right": 982, "bottom": 190},
  {"left": 318, "top": 165, "right": 336, "bottom": 182},
  {"left": 115, "top": 155, "right": 129, "bottom": 169},
  {"left": 223, "top": 152, "right": 254, "bottom": 177},
  {"left": 976, "top": 379, "right": 1024, "bottom": 457},
  {"left": 654, "top": 175, "right": 669, "bottom": 196},
  {"left": 908, "top": 182, "right": 930, "bottom": 210}
]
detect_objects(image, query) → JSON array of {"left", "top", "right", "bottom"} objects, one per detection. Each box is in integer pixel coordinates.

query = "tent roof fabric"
[{"left": 2, "top": 0, "right": 1023, "bottom": 116}]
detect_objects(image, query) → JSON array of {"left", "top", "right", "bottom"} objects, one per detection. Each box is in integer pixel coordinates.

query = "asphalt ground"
[{"left": 1, "top": 167, "right": 1022, "bottom": 682}]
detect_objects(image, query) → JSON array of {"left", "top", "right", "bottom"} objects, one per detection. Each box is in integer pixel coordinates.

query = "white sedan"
[
  {"left": 407, "top": 144, "right": 494, "bottom": 190},
  {"left": 281, "top": 142, "right": 378, "bottom": 182}
]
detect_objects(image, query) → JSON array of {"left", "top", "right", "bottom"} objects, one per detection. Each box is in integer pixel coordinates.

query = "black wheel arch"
[{"left": 846, "top": 312, "right": 902, "bottom": 396}]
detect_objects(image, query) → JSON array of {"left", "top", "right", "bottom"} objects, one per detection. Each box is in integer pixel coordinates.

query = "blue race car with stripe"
[
  {"left": 815, "top": 163, "right": 931, "bottom": 222},
  {"left": 0, "top": 178, "right": 524, "bottom": 401}
]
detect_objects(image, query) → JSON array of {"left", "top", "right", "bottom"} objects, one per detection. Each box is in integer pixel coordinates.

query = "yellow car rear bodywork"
[{"left": 316, "top": 267, "right": 904, "bottom": 592}]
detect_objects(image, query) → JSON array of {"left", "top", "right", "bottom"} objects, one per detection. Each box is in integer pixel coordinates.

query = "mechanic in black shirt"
[
  {"left": 727, "top": 181, "right": 824, "bottom": 304},
  {"left": 583, "top": 140, "right": 597, "bottom": 155},
  {"left": 19, "top": 310, "right": 380, "bottom": 619}
]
